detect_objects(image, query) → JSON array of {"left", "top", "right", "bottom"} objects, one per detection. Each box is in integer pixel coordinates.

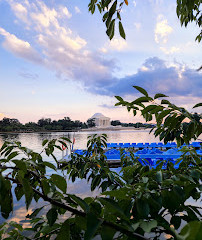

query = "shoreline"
[{"left": 0, "top": 127, "right": 151, "bottom": 134}]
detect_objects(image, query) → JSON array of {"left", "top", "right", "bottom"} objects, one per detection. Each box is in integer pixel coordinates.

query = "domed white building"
[{"left": 90, "top": 113, "right": 110, "bottom": 128}]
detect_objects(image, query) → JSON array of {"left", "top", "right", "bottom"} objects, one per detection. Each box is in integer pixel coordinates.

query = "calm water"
[
  {"left": 0, "top": 129, "right": 159, "bottom": 152},
  {"left": 0, "top": 130, "right": 201, "bottom": 233},
  {"left": 0, "top": 129, "right": 159, "bottom": 225}
]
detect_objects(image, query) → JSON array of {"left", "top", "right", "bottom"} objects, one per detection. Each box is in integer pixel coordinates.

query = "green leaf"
[
  {"left": 136, "top": 199, "right": 150, "bottom": 218},
  {"left": 154, "top": 93, "right": 168, "bottom": 99},
  {"left": 104, "top": 0, "right": 111, "bottom": 8},
  {"left": 46, "top": 208, "right": 58, "bottom": 226},
  {"left": 101, "top": 226, "right": 116, "bottom": 240},
  {"left": 187, "top": 122, "right": 195, "bottom": 140},
  {"left": 119, "top": 21, "right": 125, "bottom": 39},
  {"left": 60, "top": 137, "right": 71, "bottom": 143},
  {"left": 133, "top": 97, "right": 152, "bottom": 105},
  {"left": 69, "top": 194, "right": 89, "bottom": 213},
  {"left": 14, "top": 185, "right": 24, "bottom": 201},
  {"left": 140, "top": 220, "right": 157, "bottom": 233},
  {"left": 157, "top": 109, "right": 172, "bottom": 122},
  {"left": 171, "top": 216, "right": 181, "bottom": 229},
  {"left": 141, "top": 105, "right": 157, "bottom": 114},
  {"left": 22, "top": 178, "right": 33, "bottom": 209},
  {"left": 43, "top": 161, "right": 56, "bottom": 170},
  {"left": 56, "top": 219, "right": 70, "bottom": 240},
  {"left": 12, "top": 160, "right": 27, "bottom": 173},
  {"left": 193, "top": 103, "right": 202, "bottom": 108},
  {"left": 108, "top": 0, "right": 117, "bottom": 17},
  {"left": 102, "top": 12, "right": 108, "bottom": 22},
  {"left": 102, "top": 187, "right": 129, "bottom": 200},
  {"left": 115, "top": 96, "right": 123, "bottom": 102},
  {"left": 178, "top": 221, "right": 202, "bottom": 240},
  {"left": 50, "top": 174, "right": 67, "bottom": 193},
  {"left": 41, "top": 179, "right": 50, "bottom": 195},
  {"left": 42, "top": 139, "right": 49, "bottom": 146},
  {"left": 161, "top": 99, "right": 171, "bottom": 105},
  {"left": 91, "top": 174, "right": 101, "bottom": 191},
  {"left": 27, "top": 206, "right": 44, "bottom": 219},
  {"left": 133, "top": 86, "right": 148, "bottom": 96},
  {"left": 106, "top": 19, "right": 115, "bottom": 39},
  {"left": 99, "top": 198, "right": 128, "bottom": 219},
  {"left": 0, "top": 175, "right": 13, "bottom": 219},
  {"left": 84, "top": 212, "right": 103, "bottom": 240},
  {"left": 7, "top": 151, "right": 19, "bottom": 161}
]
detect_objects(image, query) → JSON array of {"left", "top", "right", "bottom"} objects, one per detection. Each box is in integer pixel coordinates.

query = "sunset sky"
[{"left": 0, "top": 0, "right": 201, "bottom": 123}]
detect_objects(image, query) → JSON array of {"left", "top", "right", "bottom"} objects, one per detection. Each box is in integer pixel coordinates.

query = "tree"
[
  {"left": 87, "top": 118, "right": 96, "bottom": 127},
  {"left": 0, "top": 114, "right": 201, "bottom": 239},
  {"left": 115, "top": 86, "right": 202, "bottom": 146},
  {"left": 88, "top": 0, "right": 202, "bottom": 42},
  {"left": 0, "top": 1, "right": 201, "bottom": 239},
  {"left": 111, "top": 120, "right": 121, "bottom": 126}
]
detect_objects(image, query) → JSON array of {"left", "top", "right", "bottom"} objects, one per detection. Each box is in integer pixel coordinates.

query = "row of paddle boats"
[
  {"left": 69, "top": 141, "right": 201, "bottom": 169},
  {"left": 106, "top": 141, "right": 201, "bottom": 149}
]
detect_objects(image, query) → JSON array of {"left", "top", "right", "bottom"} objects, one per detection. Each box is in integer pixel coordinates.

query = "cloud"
[
  {"left": 75, "top": 6, "right": 81, "bottom": 14},
  {"left": 155, "top": 14, "right": 173, "bottom": 44},
  {"left": 2, "top": 0, "right": 117, "bottom": 89},
  {"left": 133, "top": 1, "right": 137, "bottom": 7},
  {"left": 100, "top": 38, "right": 128, "bottom": 53},
  {"left": 10, "top": 2, "right": 29, "bottom": 25},
  {"left": 0, "top": 27, "right": 42, "bottom": 63},
  {"left": 99, "top": 104, "right": 116, "bottom": 109},
  {"left": 90, "top": 57, "right": 202, "bottom": 101},
  {"left": 3, "top": 1, "right": 201, "bottom": 107},
  {"left": 160, "top": 46, "right": 180, "bottom": 54}
]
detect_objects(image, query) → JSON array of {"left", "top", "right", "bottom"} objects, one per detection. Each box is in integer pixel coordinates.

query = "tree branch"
[{"left": 5, "top": 176, "right": 149, "bottom": 240}]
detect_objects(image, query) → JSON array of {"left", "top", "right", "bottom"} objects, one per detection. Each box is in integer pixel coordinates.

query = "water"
[
  {"left": 0, "top": 129, "right": 159, "bottom": 225},
  {"left": 0, "top": 130, "right": 201, "bottom": 237},
  {"left": 0, "top": 129, "right": 159, "bottom": 152}
]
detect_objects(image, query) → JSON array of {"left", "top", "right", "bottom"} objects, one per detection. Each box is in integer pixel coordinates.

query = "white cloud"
[
  {"left": 100, "top": 38, "right": 128, "bottom": 52},
  {"left": 60, "top": 7, "right": 72, "bottom": 18},
  {"left": 160, "top": 46, "right": 180, "bottom": 54},
  {"left": 133, "top": 1, "right": 137, "bottom": 7},
  {"left": 2, "top": 0, "right": 117, "bottom": 89},
  {"left": 110, "top": 38, "right": 128, "bottom": 51},
  {"left": 99, "top": 47, "right": 108, "bottom": 53},
  {"left": 0, "top": 27, "right": 42, "bottom": 63},
  {"left": 155, "top": 14, "right": 173, "bottom": 44},
  {"left": 140, "top": 66, "right": 149, "bottom": 72},
  {"left": 10, "top": 2, "right": 29, "bottom": 25},
  {"left": 75, "top": 6, "right": 81, "bottom": 14}
]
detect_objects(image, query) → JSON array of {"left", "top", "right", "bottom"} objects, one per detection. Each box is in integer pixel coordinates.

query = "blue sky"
[{"left": 0, "top": 0, "right": 201, "bottom": 123}]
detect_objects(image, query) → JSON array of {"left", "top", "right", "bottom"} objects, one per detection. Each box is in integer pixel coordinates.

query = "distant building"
[{"left": 90, "top": 113, "right": 110, "bottom": 128}]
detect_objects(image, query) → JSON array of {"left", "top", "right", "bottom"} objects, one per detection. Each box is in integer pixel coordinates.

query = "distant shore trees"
[{"left": 0, "top": 117, "right": 153, "bottom": 132}]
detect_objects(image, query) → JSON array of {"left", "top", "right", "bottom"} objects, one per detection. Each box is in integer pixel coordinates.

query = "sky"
[{"left": 0, "top": 0, "right": 201, "bottom": 123}]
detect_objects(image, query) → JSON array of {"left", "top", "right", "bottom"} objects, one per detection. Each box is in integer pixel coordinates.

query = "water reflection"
[
  {"left": 0, "top": 129, "right": 160, "bottom": 150},
  {"left": 0, "top": 130, "right": 160, "bottom": 224}
]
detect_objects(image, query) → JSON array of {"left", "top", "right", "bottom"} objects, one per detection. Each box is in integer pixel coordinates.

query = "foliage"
[
  {"left": 0, "top": 117, "right": 88, "bottom": 132},
  {"left": 0, "top": 91, "right": 202, "bottom": 239},
  {"left": 111, "top": 120, "right": 154, "bottom": 128},
  {"left": 115, "top": 86, "right": 202, "bottom": 146},
  {"left": 176, "top": 0, "right": 202, "bottom": 42},
  {"left": 87, "top": 118, "right": 96, "bottom": 128},
  {"left": 88, "top": 0, "right": 202, "bottom": 42}
]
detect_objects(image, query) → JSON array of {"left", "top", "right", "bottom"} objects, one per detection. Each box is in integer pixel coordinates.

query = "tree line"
[
  {"left": 0, "top": 117, "right": 154, "bottom": 132},
  {"left": 0, "top": 117, "right": 87, "bottom": 132}
]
